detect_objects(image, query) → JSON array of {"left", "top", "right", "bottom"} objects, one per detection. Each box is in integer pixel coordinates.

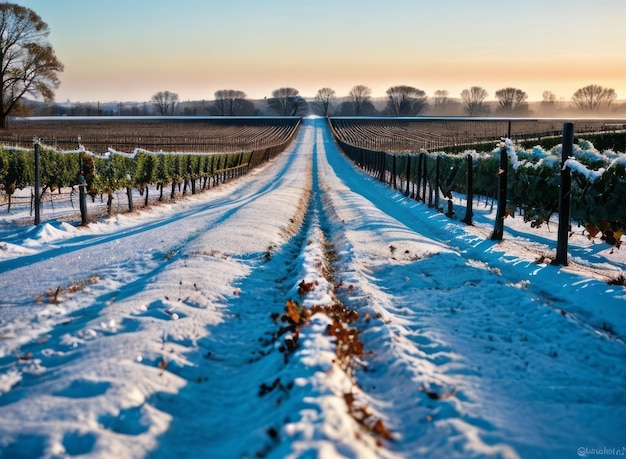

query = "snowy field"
[{"left": 0, "top": 117, "right": 624, "bottom": 459}]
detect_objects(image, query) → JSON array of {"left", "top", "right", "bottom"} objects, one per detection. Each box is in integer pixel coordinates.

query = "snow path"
[{"left": 0, "top": 118, "right": 625, "bottom": 458}]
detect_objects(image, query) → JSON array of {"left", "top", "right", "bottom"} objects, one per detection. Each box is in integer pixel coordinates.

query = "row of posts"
[
  {"left": 347, "top": 122, "right": 575, "bottom": 267},
  {"left": 385, "top": 123, "right": 574, "bottom": 265}
]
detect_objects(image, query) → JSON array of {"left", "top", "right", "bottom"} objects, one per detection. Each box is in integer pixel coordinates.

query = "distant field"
[
  {"left": 329, "top": 117, "right": 626, "bottom": 152},
  {"left": 0, "top": 117, "right": 301, "bottom": 153}
]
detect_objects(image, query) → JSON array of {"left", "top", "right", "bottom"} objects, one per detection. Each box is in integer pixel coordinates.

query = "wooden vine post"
[
  {"left": 33, "top": 139, "right": 41, "bottom": 225},
  {"left": 491, "top": 141, "right": 508, "bottom": 240},
  {"left": 78, "top": 156, "right": 88, "bottom": 226},
  {"left": 416, "top": 153, "right": 423, "bottom": 201},
  {"left": 462, "top": 154, "right": 474, "bottom": 225},
  {"left": 405, "top": 154, "right": 412, "bottom": 197},
  {"left": 554, "top": 123, "right": 574, "bottom": 266},
  {"left": 421, "top": 154, "right": 427, "bottom": 203},
  {"left": 434, "top": 155, "right": 441, "bottom": 211},
  {"left": 379, "top": 152, "right": 386, "bottom": 183}
]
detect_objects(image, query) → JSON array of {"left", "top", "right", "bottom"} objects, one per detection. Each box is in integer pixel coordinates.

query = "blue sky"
[{"left": 14, "top": 0, "right": 626, "bottom": 103}]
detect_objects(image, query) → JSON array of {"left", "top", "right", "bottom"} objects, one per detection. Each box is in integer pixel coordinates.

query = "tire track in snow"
[
  {"left": 139, "top": 132, "right": 316, "bottom": 459},
  {"left": 267, "top": 133, "right": 399, "bottom": 457},
  {"left": 146, "top": 123, "right": 396, "bottom": 458}
]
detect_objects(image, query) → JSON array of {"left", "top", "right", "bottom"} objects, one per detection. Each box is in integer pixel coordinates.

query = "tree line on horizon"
[
  {"left": 33, "top": 83, "right": 624, "bottom": 119},
  {"left": 0, "top": 2, "right": 623, "bottom": 127}
]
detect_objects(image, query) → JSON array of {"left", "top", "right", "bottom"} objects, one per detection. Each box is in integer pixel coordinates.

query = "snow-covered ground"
[{"left": 0, "top": 117, "right": 624, "bottom": 459}]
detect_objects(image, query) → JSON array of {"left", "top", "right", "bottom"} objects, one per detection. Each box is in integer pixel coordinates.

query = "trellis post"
[
  {"left": 462, "top": 153, "right": 474, "bottom": 225},
  {"left": 405, "top": 154, "right": 412, "bottom": 197},
  {"left": 421, "top": 154, "right": 428, "bottom": 203},
  {"left": 33, "top": 139, "right": 41, "bottom": 225},
  {"left": 434, "top": 155, "right": 441, "bottom": 211},
  {"left": 78, "top": 155, "right": 88, "bottom": 226},
  {"left": 555, "top": 123, "right": 574, "bottom": 265},
  {"left": 491, "top": 142, "right": 508, "bottom": 240}
]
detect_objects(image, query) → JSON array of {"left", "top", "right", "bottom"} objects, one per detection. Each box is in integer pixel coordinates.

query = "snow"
[
  {"left": 564, "top": 158, "right": 604, "bottom": 182},
  {"left": 0, "top": 117, "right": 625, "bottom": 458},
  {"left": 497, "top": 137, "right": 626, "bottom": 181}
]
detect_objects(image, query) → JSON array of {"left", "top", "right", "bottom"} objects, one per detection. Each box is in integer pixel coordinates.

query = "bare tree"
[
  {"left": 433, "top": 90, "right": 449, "bottom": 106},
  {"left": 384, "top": 85, "right": 427, "bottom": 116},
  {"left": 267, "top": 87, "right": 308, "bottom": 116},
  {"left": 540, "top": 90, "right": 557, "bottom": 114},
  {"left": 431, "top": 89, "right": 462, "bottom": 115},
  {"left": 212, "top": 89, "right": 249, "bottom": 116},
  {"left": 572, "top": 85, "right": 617, "bottom": 111},
  {"left": 495, "top": 87, "right": 528, "bottom": 114},
  {"left": 349, "top": 85, "right": 372, "bottom": 116},
  {"left": 312, "top": 87, "right": 336, "bottom": 116},
  {"left": 460, "top": 86, "right": 488, "bottom": 116},
  {"left": 542, "top": 91, "right": 556, "bottom": 104},
  {"left": 151, "top": 90, "right": 179, "bottom": 115},
  {"left": 0, "top": 3, "right": 63, "bottom": 129}
]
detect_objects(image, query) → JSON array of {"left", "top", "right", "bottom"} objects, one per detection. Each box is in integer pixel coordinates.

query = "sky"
[{"left": 13, "top": 0, "right": 626, "bottom": 103}]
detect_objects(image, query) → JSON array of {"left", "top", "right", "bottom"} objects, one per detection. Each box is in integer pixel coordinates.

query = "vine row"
[
  {"left": 330, "top": 120, "right": 626, "bottom": 248},
  {"left": 0, "top": 119, "right": 300, "bottom": 218}
]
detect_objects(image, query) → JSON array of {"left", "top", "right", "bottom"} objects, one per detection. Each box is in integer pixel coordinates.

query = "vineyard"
[
  {"left": 0, "top": 118, "right": 624, "bottom": 458},
  {"left": 330, "top": 117, "right": 626, "bottom": 152},
  {"left": 0, "top": 117, "right": 301, "bottom": 153},
  {"left": 0, "top": 117, "right": 300, "bottom": 220},
  {"left": 329, "top": 117, "right": 626, "bottom": 249}
]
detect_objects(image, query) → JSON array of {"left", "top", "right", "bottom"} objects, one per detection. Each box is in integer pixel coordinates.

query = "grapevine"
[{"left": 330, "top": 118, "right": 626, "bottom": 247}]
